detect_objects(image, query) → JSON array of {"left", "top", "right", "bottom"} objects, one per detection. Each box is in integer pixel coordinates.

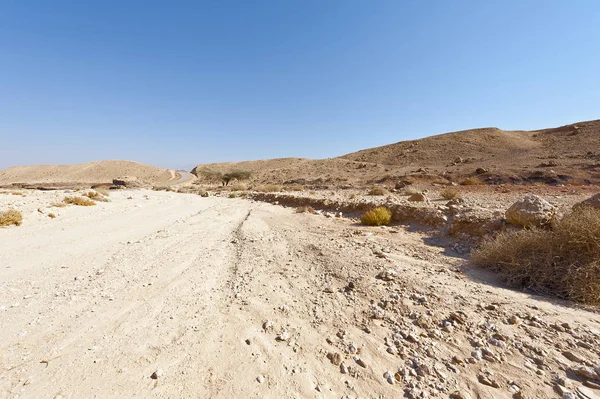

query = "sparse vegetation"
[
  {"left": 361, "top": 207, "right": 392, "bottom": 226},
  {"left": 64, "top": 196, "right": 96, "bottom": 206},
  {"left": 403, "top": 186, "right": 420, "bottom": 196},
  {"left": 440, "top": 188, "right": 461, "bottom": 200},
  {"left": 472, "top": 207, "right": 600, "bottom": 304},
  {"left": 0, "top": 209, "right": 23, "bottom": 227},
  {"left": 255, "top": 185, "right": 281, "bottom": 192},
  {"left": 368, "top": 186, "right": 388, "bottom": 196},
  {"left": 295, "top": 206, "right": 316, "bottom": 214},
  {"left": 228, "top": 193, "right": 238, "bottom": 198},
  {"left": 48, "top": 213, "right": 56, "bottom": 219},
  {"left": 94, "top": 186, "right": 110, "bottom": 196},
  {"left": 50, "top": 202, "right": 68, "bottom": 208},
  {"left": 84, "top": 191, "right": 109, "bottom": 202},
  {"left": 229, "top": 184, "right": 248, "bottom": 191},
  {"left": 221, "top": 170, "right": 252, "bottom": 186},
  {"left": 286, "top": 185, "right": 304, "bottom": 192},
  {"left": 460, "top": 176, "right": 484, "bottom": 186}
]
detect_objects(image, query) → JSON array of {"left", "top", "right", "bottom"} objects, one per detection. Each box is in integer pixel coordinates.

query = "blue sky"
[{"left": 1, "top": 1, "right": 599, "bottom": 170}]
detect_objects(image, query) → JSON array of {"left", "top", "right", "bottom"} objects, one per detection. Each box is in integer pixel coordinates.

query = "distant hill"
[
  {"left": 0, "top": 160, "right": 173, "bottom": 187},
  {"left": 192, "top": 120, "right": 600, "bottom": 186}
]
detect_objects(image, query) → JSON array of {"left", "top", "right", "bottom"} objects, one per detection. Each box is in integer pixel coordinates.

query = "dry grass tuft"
[
  {"left": 361, "top": 207, "right": 392, "bottom": 226},
  {"left": 368, "top": 186, "right": 388, "bottom": 196},
  {"left": 255, "top": 185, "right": 281, "bottom": 193},
  {"left": 295, "top": 206, "right": 316, "bottom": 214},
  {"left": 84, "top": 191, "right": 110, "bottom": 202},
  {"left": 64, "top": 196, "right": 96, "bottom": 206},
  {"left": 229, "top": 184, "right": 248, "bottom": 191},
  {"left": 402, "top": 186, "right": 420, "bottom": 196},
  {"left": 440, "top": 188, "right": 461, "bottom": 200},
  {"left": 94, "top": 187, "right": 110, "bottom": 196},
  {"left": 460, "top": 176, "right": 485, "bottom": 186},
  {"left": 0, "top": 209, "right": 23, "bottom": 227},
  {"left": 471, "top": 207, "right": 600, "bottom": 304},
  {"left": 50, "top": 202, "right": 68, "bottom": 208}
]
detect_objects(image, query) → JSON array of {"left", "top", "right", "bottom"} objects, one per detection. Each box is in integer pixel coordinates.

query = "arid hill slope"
[
  {"left": 192, "top": 120, "right": 600, "bottom": 186},
  {"left": 0, "top": 160, "right": 173, "bottom": 186}
]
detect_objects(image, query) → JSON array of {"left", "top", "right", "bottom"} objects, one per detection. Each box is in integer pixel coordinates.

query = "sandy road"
[
  {"left": 0, "top": 191, "right": 364, "bottom": 398},
  {"left": 2, "top": 190, "right": 600, "bottom": 399}
]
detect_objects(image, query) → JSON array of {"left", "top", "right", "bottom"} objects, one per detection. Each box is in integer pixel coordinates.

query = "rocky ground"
[{"left": 2, "top": 189, "right": 600, "bottom": 398}]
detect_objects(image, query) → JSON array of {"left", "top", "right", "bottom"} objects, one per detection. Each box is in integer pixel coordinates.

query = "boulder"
[
  {"left": 505, "top": 194, "right": 555, "bottom": 227},
  {"left": 573, "top": 193, "right": 600, "bottom": 210},
  {"left": 408, "top": 192, "right": 427, "bottom": 202},
  {"left": 112, "top": 176, "right": 143, "bottom": 188}
]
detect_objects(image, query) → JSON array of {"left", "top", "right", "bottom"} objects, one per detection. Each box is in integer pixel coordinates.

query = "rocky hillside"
[{"left": 192, "top": 120, "right": 600, "bottom": 187}]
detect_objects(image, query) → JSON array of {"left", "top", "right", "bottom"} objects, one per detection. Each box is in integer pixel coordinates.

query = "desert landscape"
[{"left": 2, "top": 120, "right": 600, "bottom": 399}]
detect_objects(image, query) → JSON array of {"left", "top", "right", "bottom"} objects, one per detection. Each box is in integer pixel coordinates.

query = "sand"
[{"left": 2, "top": 189, "right": 600, "bottom": 398}]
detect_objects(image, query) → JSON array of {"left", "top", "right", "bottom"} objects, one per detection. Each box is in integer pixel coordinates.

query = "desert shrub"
[
  {"left": 48, "top": 213, "right": 56, "bottom": 219},
  {"left": 402, "top": 186, "right": 420, "bottom": 196},
  {"left": 64, "top": 196, "right": 96, "bottom": 206},
  {"left": 460, "top": 177, "right": 484, "bottom": 186},
  {"left": 229, "top": 184, "right": 248, "bottom": 191},
  {"left": 50, "top": 202, "right": 68, "bottom": 208},
  {"left": 286, "top": 185, "right": 305, "bottom": 192},
  {"left": 221, "top": 170, "right": 252, "bottom": 186},
  {"left": 0, "top": 209, "right": 23, "bottom": 227},
  {"left": 228, "top": 193, "right": 238, "bottom": 198},
  {"left": 84, "top": 191, "right": 109, "bottom": 202},
  {"left": 198, "top": 190, "right": 209, "bottom": 197},
  {"left": 368, "top": 186, "right": 388, "bottom": 196},
  {"left": 471, "top": 207, "right": 600, "bottom": 304},
  {"left": 361, "top": 207, "right": 392, "bottom": 226},
  {"left": 94, "top": 187, "right": 110, "bottom": 196},
  {"left": 256, "top": 185, "right": 281, "bottom": 193},
  {"left": 440, "top": 188, "right": 461, "bottom": 200},
  {"left": 295, "top": 206, "right": 316, "bottom": 214}
]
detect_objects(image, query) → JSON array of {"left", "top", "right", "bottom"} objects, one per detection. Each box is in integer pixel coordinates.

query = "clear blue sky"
[{"left": 1, "top": 1, "right": 599, "bottom": 170}]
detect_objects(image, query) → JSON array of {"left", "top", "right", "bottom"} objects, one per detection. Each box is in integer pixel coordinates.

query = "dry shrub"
[
  {"left": 48, "top": 213, "right": 56, "bottom": 219},
  {"left": 228, "top": 193, "right": 238, "bottom": 198},
  {"left": 440, "top": 188, "right": 461, "bottom": 200},
  {"left": 286, "top": 185, "right": 305, "bottom": 192},
  {"left": 94, "top": 187, "right": 110, "bottom": 196},
  {"left": 361, "top": 207, "right": 392, "bottom": 226},
  {"left": 229, "top": 184, "right": 248, "bottom": 191},
  {"left": 403, "top": 186, "right": 420, "bottom": 196},
  {"left": 64, "top": 196, "right": 96, "bottom": 206},
  {"left": 368, "top": 186, "right": 388, "bottom": 196},
  {"left": 460, "top": 177, "right": 484, "bottom": 186},
  {"left": 471, "top": 207, "right": 600, "bottom": 304},
  {"left": 0, "top": 209, "right": 23, "bottom": 227},
  {"left": 256, "top": 185, "right": 281, "bottom": 193},
  {"left": 295, "top": 206, "right": 316, "bottom": 214},
  {"left": 84, "top": 191, "right": 109, "bottom": 202},
  {"left": 51, "top": 202, "right": 68, "bottom": 208}
]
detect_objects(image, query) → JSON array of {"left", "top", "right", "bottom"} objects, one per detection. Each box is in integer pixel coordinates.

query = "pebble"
[
  {"left": 150, "top": 369, "right": 163, "bottom": 379},
  {"left": 256, "top": 375, "right": 265, "bottom": 383}
]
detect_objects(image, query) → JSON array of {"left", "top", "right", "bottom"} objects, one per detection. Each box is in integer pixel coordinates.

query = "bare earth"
[{"left": 2, "top": 190, "right": 600, "bottom": 398}]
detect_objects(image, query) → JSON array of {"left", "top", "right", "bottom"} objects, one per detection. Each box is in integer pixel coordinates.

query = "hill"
[
  {"left": 192, "top": 120, "right": 600, "bottom": 186},
  {"left": 0, "top": 160, "right": 173, "bottom": 187}
]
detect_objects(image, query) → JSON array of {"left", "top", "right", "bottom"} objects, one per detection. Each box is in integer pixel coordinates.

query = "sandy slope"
[
  {"left": 0, "top": 160, "right": 173, "bottom": 186},
  {"left": 1, "top": 191, "right": 600, "bottom": 398}
]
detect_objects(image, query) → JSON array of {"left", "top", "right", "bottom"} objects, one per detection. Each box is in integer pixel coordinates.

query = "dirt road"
[{"left": 1, "top": 191, "right": 599, "bottom": 398}]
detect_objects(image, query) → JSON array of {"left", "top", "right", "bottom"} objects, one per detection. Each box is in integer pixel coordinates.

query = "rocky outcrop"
[
  {"left": 505, "top": 195, "right": 555, "bottom": 227},
  {"left": 112, "top": 176, "right": 143, "bottom": 188},
  {"left": 573, "top": 193, "right": 600, "bottom": 210}
]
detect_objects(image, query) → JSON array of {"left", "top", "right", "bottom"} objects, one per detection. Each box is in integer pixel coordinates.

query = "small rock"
[
  {"left": 150, "top": 369, "right": 163, "bottom": 379},
  {"left": 256, "top": 375, "right": 265, "bottom": 383},
  {"left": 563, "top": 351, "right": 586, "bottom": 363},
  {"left": 478, "top": 374, "right": 500, "bottom": 388},
  {"left": 327, "top": 352, "right": 342, "bottom": 366}
]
